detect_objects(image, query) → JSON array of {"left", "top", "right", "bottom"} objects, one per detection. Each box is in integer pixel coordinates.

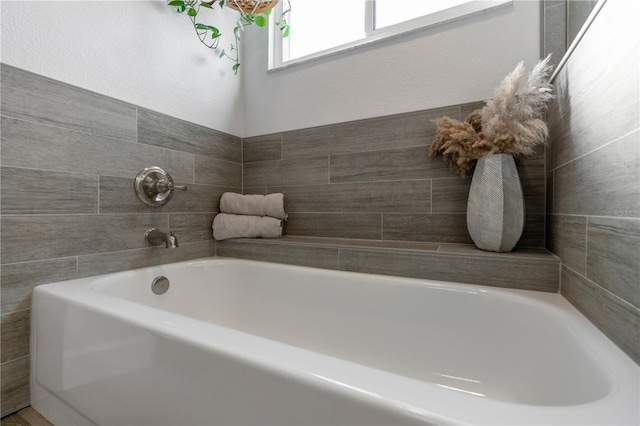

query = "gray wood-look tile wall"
[
  {"left": 243, "top": 104, "right": 547, "bottom": 249},
  {"left": 0, "top": 64, "right": 241, "bottom": 416},
  {"left": 545, "top": 0, "right": 640, "bottom": 364},
  {"left": 216, "top": 239, "right": 559, "bottom": 293}
]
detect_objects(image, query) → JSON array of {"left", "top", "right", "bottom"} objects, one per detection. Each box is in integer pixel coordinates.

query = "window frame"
[{"left": 268, "top": 0, "right": 512, "bottom": 71}]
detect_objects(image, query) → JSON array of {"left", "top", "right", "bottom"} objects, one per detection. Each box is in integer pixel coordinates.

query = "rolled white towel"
[
  {"left": 212, "top": 213, "right": 283, "bottom": 241},
  {"left": 263, "top": 193, "right": 287, "bottom": 220},
  {"left": 219, "top": 192, "right": 288, "bottom": 220}
]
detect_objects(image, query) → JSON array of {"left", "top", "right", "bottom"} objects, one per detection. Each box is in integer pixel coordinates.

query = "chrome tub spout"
[{"left": 145, "top": 228, "right": 179, "bottom": 248}]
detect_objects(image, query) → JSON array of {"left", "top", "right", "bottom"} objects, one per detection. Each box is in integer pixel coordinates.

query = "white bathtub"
[{"left": 31, "top": 258, "right": 638, "bottom": 425}]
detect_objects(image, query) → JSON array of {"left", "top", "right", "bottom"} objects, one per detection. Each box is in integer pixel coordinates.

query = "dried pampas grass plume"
[
  {"left": 429, "top": 55, "right": 555, "bottom": 176},
  {"left": 429, "top": 113, "right": 484, "bottom": 176},
  {"left": 481, "top": 55, "right": 555, "bottom": 157},
  {"left": 465, "top": 109, "right": 483, "bottom": 134}
]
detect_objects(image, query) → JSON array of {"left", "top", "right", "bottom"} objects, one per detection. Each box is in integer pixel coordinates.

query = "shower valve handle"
[{"left": 149, "top": 179, "right": 187, "bottom": 194}]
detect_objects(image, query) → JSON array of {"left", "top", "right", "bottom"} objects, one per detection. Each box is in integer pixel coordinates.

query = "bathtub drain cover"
[{"left": 151, "top": 276, "right": 170, "bottom": 295}]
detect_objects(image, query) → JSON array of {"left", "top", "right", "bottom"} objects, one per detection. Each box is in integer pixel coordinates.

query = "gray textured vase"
[{"left": 467, "top": 154, "right": 525, "bottom": 252}]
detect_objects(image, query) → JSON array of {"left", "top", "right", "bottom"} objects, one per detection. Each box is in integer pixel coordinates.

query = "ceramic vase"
[{"left": 466, "top": 153, "right": 525, "bottom": 252}]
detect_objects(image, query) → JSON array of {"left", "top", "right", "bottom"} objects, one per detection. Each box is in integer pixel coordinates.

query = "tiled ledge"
[{"left": 216, "top": 236, "right": 560, "bottom": 293}]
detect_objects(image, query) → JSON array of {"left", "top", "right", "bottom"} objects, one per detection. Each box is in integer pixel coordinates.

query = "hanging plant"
[{"left": 168, "top": 0, "right": 291, "bottom": 74}]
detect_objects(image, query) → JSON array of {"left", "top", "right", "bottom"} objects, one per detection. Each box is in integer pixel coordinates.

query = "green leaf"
[
  {"left": 219, "top": 49, "right": 226, "bottom": 58},
  {"left": 219, "top": 0, "right": 225, "bottom": 8},
  {"left": 200, "top": 1, "right": 213, "bottom": 8},
  {"left": 187, "top": 7, "right": 197, "bottom": 16},
  {"left": 281, "top": 25, "right": 290, "bottom": 37},
  {"left": 254, "top": 15, "right": 267, "bottom": 27},
  {"left": 233, "top": 63, "right": 241, "bottom": 73},
  {"left": 195, "top": 23, "right": 221, "bottom": 37},
  {"left": 263, "top": 9, "right": 272, "bottom": 16},
  {"left": 167, "top": 0, "right": 185, "bottom": 6}
]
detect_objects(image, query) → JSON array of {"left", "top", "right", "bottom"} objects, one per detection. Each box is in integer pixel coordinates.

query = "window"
[
  {"left": 373, "top": 0, "right": 474, "bottom": 29},
  {"left": 269, "top": 0, "right": 511, "bottom": 70}
]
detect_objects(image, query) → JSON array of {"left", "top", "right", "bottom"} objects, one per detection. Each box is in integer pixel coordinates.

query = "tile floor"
[{"left": 1, "top": 408, "right": 53, "bottom": 426}]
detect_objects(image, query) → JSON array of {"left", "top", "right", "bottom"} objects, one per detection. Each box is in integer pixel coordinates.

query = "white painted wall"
[
  {"left": 242, "top": 0, "right": 541, "bottom": 137},
  {"left": 1, "top": 0, "right": 244, "bottom": 136}
]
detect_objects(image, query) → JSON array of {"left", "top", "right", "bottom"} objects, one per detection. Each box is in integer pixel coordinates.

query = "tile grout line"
[
  {"left": 241, "top": 140, "right": 244, "bottom": 193},
  {"left": 584, "top": 216, "right": 589, "bottom": 278},
  {"left": 97, "top": 175, "right": 101, "bottom": 215},
  {"left": 1, "top": 114, "right": 240, "bottom": 163},
  {"left": 135, "top": 106, "right": 139, "bottom": 143},
  {"left": 0, "top": 164, "right": 101, "bottom": 177},
  {"left": 0, "top": 255, "right": 80, "bottom": 267},
  {"left": 543, "top": 145, "right": 547, "bottom": 251},
  {"left": 548, "top": 128, "right": 639, "bottom": 173},
  {"left": 225, "top": 238, "right": 557, "bottom": 262},
  {"left": 430, "top": 179, "right": 433, "bottom": 214},
  {"left": 245, "top": 141, "right": 440, "bottom": 164},
  {"left": 0, "top": 353, "right": 31, "bottom": 366},
  {"left": 0, "top": 113, "right": 137, "bottom": 145},
  {"left": 552, "top": 169, "right": 555, "bottom": 216},
  {"left": 563, "top": 263, "right": 639, "bottom": 312}
]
